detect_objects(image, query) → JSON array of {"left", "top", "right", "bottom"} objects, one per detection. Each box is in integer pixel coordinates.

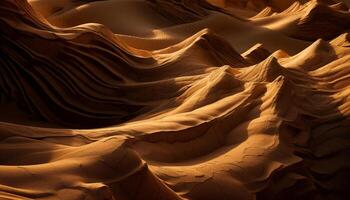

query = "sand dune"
[{"left": 1, "top": 0, "right": 350, "bottom": 199}]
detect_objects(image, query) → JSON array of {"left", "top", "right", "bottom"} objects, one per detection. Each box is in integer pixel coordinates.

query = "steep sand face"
[{"left": 1, "top": 0, "right": 350, "bottom": 200}]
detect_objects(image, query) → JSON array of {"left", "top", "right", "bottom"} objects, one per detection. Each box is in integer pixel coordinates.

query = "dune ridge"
[{"left": 1, "top": 0, "right": 350, "bottom": 199}]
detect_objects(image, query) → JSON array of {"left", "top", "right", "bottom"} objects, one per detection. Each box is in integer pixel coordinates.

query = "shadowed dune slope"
[{"left": 1, "top": 0, "right": 350, "bottom": 200}]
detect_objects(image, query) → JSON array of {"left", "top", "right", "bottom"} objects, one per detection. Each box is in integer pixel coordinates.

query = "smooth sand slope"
[{"left": 1, "top": 0, "right": 350, "bottom": 199}]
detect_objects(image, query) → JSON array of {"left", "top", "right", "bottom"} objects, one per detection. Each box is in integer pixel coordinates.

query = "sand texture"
[{"left": 1, "top": 0, "right": 350, "bottom": 199}]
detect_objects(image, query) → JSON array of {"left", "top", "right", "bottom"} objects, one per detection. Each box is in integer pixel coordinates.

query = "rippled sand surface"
[{"left": 1, "top": 0, "right": 350, "bottom": 199}]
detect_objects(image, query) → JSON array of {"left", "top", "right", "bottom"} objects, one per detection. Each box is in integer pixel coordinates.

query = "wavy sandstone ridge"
[{"left": 1, "top": 0, "right": 350, "bottom": 199}]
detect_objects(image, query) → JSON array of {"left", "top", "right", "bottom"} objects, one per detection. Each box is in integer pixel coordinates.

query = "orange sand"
[{"left": 0, "top": 0, "right": 350, "bottom": 199}]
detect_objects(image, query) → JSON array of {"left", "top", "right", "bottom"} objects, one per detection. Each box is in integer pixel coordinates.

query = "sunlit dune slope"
[{"left": 1, "top": 0, "right": 350, "bottom": 200}]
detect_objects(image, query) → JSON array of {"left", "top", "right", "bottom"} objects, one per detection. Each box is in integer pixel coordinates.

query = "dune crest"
[{"left": 1, "top": 0, "right": 350, "bottom": 199}]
